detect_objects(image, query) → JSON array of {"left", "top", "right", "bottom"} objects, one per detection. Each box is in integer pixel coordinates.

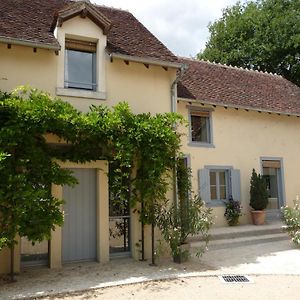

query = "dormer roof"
[{"left": 52, "top": 0, "right": 112, "bottom": 35}]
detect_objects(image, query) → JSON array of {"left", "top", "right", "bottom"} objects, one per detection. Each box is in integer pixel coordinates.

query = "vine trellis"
[{"left": 0, "top": 87, "right": 183, "bottom": 279}]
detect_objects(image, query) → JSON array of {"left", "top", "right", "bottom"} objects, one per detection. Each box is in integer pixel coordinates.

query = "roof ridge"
[
  {"left": 179, "top": 56, "right": 282, "bottom": 78},
  {"left": 92, "top": 2, "right": 131, "bottom": 14}
]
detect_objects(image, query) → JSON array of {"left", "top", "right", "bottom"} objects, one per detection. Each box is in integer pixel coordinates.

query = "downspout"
[{"left": 171, "top": 65, "right": 187, "bottom": 208}]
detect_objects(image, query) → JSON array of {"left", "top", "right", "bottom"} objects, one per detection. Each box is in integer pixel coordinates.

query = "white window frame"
[
  {"left": 64, "top": 41, "right": 97, "bottom": 91},
  {"left": 209, "top": 169, "right": 230, "bottom": 201},
  {"left": 188, "top": 107, "right": 214, "bottom": 148}
]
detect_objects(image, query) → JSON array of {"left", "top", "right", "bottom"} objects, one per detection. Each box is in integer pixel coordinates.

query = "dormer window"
[{"left": 64, "top": 39, "right": 97, "bottom": 91}]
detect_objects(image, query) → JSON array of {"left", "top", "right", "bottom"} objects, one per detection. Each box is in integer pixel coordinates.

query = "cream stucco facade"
[
  {"left": 178, "top": 101, "right": 300, "bottom": 226},
  {"left": 0, "top": 14, "right": 177, "bottom": 274},
  {"left": 1, "top": 2, "right": 300, "bottom": 275}
]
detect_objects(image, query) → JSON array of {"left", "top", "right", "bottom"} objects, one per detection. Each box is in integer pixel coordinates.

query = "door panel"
[{"left": 62, "top": 168, "right": 97, "bottom": 262}]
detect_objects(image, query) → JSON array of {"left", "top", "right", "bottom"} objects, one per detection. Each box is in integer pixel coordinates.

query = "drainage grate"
[{"left": 218, "top": 275, "right": 253, "bottom": 284}]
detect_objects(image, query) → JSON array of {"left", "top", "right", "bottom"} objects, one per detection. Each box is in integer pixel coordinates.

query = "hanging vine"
[{"left": 0, "top": 87, "right": 183, "bottom": 267}]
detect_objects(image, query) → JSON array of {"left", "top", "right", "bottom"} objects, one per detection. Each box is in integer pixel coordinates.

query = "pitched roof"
[
  {"left": 0, "top": 0, "right": 178, "bottom": 63},
  {"left": 54, "top": 1, "right": 112, "bottom": 35},
  {"left": 178, "top": 58, "right": 300, "bottom": 115}
]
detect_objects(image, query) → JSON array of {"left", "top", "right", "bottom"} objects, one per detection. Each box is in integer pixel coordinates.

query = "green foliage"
[
  {"left": 176, "top": 157, "right": 192, "bottom": 241},
  {"left": 224, "top": 196, "right": 242, "bottom": 226},
  {"left": 158, "top": 160, "right": 213, "bottom": 259},
  {"left": 250, "top": 168, "right": 269, "bottom": 210},
  {"left": 282, "top": 199, "right": 300, "bottom": 244},
  {"left": 0, "top": 89, "right": 81, "bottom": 250},
  {"left": 0, "top": 87, "right": 183, "bottom": 253},
  {"left": 158, "top": 195, "right": 213, "bottom": 258},
  {"left": 198, "top": 0, "right": 300, "bottom": 86}
]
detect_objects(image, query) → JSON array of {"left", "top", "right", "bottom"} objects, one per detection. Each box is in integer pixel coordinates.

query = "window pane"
[
  {"left": 220, "top": 186, "right": 227, "bottom": 200},
  {"left": 219, "top": 171, "right": 226, "bottom": 185},
  {"left": 65, "top": 50, "right": 95, "bottom": 90},
  {"left": 210, "top": 171, "right": 216, "bottom": 185},
  {"left": 210, "top": 186, "right": 217, "bottom": 200},
  {"left": 191, "top": 114, "right": 209, "bottom": 143}
]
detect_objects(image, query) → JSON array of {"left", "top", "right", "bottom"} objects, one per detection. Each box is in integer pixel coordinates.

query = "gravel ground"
[
  {"left": 1, "top": 239, "right": 300, "bottom": 300},
  {"left": 40, "top": 275, "right": 300, "bottom": 300}
]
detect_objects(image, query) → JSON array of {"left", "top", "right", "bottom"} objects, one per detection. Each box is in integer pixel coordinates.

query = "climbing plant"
[{"left": 0, "top": 86, "right": 183, "bottom": 275}]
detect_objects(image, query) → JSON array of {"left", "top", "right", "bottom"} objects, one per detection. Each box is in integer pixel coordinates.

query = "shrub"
[
  {"left": 282, "top": 199, "right": 300, "bottom": 245},
  {"left": 250, "top": 168, "right": 268, "bottom": 210},
  {"left": 158, "top": 195, "right": 213, "bottom": 260}
]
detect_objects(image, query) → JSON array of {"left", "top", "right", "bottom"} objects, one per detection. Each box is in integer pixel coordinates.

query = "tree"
[{"left": 198, "top": 0, "right": 300, "bottom": 86}]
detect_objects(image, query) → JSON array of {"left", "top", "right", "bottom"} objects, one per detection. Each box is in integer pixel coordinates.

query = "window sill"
[
  {"left": 56, "top": 88, "right": 106, "bottom": 100},
  {"left": 205, "top": 200, "right": 226, "bottom": 207},
  {"left": 188, "top": 142, "right": 215, "bottom": 148}
]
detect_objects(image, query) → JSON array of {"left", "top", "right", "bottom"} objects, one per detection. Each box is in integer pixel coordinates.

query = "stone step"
[
  {"left": 190, "top": 232, "right": 289, "bottom": 251},
  {"left": 188, "top": 222, "right": 285, "bottom": 243}
]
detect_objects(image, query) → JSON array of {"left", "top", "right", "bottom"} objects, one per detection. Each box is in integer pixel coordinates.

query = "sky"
[{"left": 94, "top": 0, "right": 240, "bottom": 57}]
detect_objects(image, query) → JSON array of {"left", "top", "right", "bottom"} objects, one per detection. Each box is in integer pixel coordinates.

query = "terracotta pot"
[{"left": 251, "top": 210, "right": 266, "bottom": 225}]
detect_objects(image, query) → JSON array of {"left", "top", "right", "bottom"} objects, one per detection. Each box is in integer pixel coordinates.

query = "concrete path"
[{"left": 1, "top": 238, "right": 300, "bottom": 299}]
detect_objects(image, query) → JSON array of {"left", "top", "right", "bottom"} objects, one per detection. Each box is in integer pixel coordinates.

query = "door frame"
[
  {"left": 62, "top": 168, "right": 97, "bottom": 263},
  {"left": 260, "top": 157, "right": 286, "bottom": 209},
  {"left": 50, "top": 160, "right": 109, "bottom": 269}
]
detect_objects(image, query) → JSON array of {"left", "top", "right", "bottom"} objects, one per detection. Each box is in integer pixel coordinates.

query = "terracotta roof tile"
[
  {"left": 98, "top": 6, "right": 178, "bottom": 63},
  {"left": 178, "top": 58, "right": 300, "bottom": 115},
  {"left": 0, "top": 0, "right": 178, "bottom": 63},
  {"left": 0, "top": 0, "right": 66, "bottom": 46}
]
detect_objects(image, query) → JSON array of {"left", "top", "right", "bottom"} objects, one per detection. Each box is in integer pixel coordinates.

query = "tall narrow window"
[
  {"left": 209, "top": 170, "right": 228, "bottom": 201},
  {"left": 190, "top": 110, "right": 211, "bottom": 144},
  {"left": 64, "top": 39, "right": 97, "bottom": 91}
]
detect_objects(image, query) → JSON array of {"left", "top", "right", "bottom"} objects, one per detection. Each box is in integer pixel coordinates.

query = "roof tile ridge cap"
[
  {"left": 93, "top": 3, "right": 131, "bottom": 13},
  {"left": 177, "top": 56, "right": 202, "bottom": 63},
  {"left": 188, "top": 58, "right": 283, "bottom": 77}
]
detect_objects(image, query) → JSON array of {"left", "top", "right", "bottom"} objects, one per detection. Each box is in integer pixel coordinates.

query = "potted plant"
[
  {"left": 249, "top": 168, "right": 269, "bottom": 225},
  {"left": 224, "top": 196, "right": 242, "bottom": 226}
]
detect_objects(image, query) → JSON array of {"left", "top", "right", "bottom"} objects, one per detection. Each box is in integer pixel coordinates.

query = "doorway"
[
  {"left": 109, "top": 165, "right": 131, "bottom": 257},
  {"left": 21, "top": 238, "right": 48, "bottom": 268},
  {"left": 62, "top": 168, "right": 97, "bottom": 263},
  {"left": 261, "top": 159, "right": 285, "bottom": 221}
]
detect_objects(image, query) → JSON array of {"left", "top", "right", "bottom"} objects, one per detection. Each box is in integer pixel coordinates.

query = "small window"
[
  {"left": 64, "top": 39, "right": 97, "bottom": 91},
  {"left": 190, "top": 110, "right": 211, "bottom": 144},
  {"left": 209, "top": 170, "right": 229, "bottom": 201},
  {"left": 199, "top": 167, "right": 241, "bottom": 206}
]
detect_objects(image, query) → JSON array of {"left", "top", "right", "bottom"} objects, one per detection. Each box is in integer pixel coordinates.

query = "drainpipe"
[{"left": 171, "top": 65, "right": 187, "bottom": 208}]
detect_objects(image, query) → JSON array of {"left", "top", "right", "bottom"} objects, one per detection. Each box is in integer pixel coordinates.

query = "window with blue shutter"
[{"left": 199, "top": 167, "right": 241, "bottom": 206}]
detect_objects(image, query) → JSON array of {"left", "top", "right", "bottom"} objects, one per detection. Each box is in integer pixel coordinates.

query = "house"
[
  {"left": 178, "top": 57, "right": 300, "bottom": 226},
  {"left": 0, "top": 0, "right": 181, "bottom": 274},
  {"left": 1, "top": 0, "right": 300, "bottom": 275}
]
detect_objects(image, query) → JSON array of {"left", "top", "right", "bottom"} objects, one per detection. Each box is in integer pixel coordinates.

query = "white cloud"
[{"left": 93, "top": 0, "right": 239, "bottom": 57}]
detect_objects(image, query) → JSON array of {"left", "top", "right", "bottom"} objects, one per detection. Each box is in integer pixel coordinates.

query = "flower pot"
[
  {"left": 173, "top": 243, "right": 190, "bottom": 263},
  {"left": 228, "top": 217, "right": 239, "bottom": 226},
  {"left": 251, "top": 210, "right": 266, "bottom": 225}
]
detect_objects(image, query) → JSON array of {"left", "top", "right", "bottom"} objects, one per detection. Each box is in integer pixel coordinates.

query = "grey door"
[{"left": 62, "top": 168, "right": 97, "bottom": 263}]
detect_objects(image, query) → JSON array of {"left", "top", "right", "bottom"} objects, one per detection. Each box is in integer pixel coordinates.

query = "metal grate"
[{"left": 219, "top": 275, "right": 253, "bottom": 284}]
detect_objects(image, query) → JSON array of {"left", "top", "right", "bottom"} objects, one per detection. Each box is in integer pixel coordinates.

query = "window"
[
  {"left": 64, "top": 39, "right": 97, "bottom": 91},
  {"left": 190, "top": 110, "right": 212, "bottom": 145},
  {"left": 199, "top": 167, "right": 241, "bottom": 206},
  {"left": 209, "top": 170, "right": 229, "bottom": 201}
]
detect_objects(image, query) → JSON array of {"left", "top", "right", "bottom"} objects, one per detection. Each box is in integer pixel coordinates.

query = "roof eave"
[
  {"left": 178, "top": 96, "right": 300, "bottom": 117},
  {"left": 109, "top": 52, "right": 182, "bottom": 69},
  {"left": 0, "top": 36, "right": 60, "bottom": 51}
]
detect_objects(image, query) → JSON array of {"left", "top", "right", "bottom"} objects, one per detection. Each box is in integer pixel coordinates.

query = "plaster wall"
[
  {"left": 0, "top": 43, "right": 57, "bottom": 94},
  {"left": 178, "top": 101, "right": 300, "bottom": 227}
]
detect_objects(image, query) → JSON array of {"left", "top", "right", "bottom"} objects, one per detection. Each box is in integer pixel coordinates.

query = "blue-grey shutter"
[
  {"left": 231, "top": 169, "right": 241, "bottom": 201},
  {"left": 198, "top": 168, "right": 210, "bottom": 203}
]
